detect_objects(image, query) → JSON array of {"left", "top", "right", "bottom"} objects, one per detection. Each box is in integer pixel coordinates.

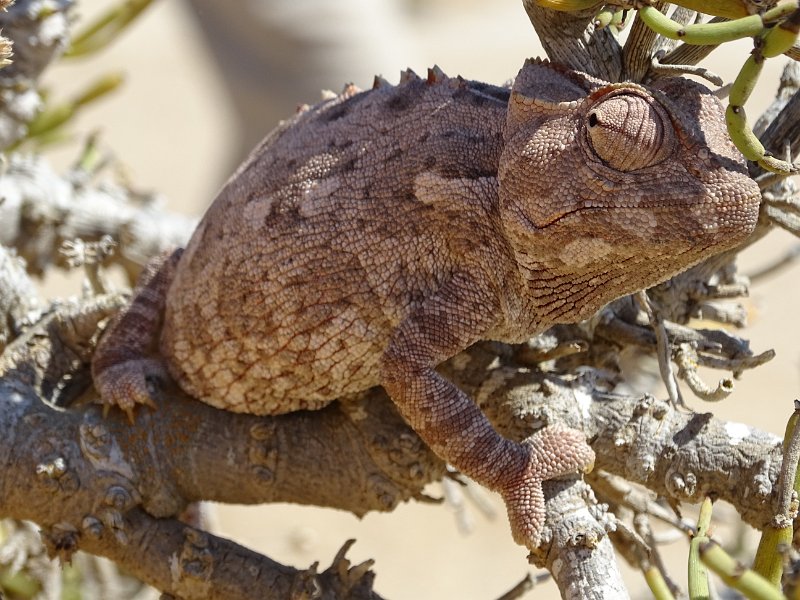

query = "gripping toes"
[
  {"left": 93, "top": 358, "right": 167, "bottom": 423},
  {"left": 91, "top": 250, "right": 180, "bottom": 423},
  {"left": 502, "top": 425, "right": 595, "bottom": 549}
]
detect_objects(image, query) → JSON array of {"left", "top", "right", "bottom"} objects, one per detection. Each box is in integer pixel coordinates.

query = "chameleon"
[{"left": 92, "top": 59, "right": 761, "bottom": 551}]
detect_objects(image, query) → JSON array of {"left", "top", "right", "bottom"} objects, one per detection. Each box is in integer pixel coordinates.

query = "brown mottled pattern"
[{"left": 93, "top": 60, "right": 761, "bottom": 549}]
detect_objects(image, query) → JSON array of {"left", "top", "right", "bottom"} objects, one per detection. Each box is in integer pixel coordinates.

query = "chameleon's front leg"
[{"left": 380, "top": 272, "right": 595, "bottom": 549}]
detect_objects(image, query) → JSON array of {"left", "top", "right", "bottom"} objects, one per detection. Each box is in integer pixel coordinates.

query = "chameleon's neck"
[
  {"left": 512, "top": 258, "right": 608, "bottom": 329},
  {"left": 498, "top": 205, "right": 690, "bottom": 334},
  {"left": 495, "top": 200, "right": 632, "bottom": 332}
]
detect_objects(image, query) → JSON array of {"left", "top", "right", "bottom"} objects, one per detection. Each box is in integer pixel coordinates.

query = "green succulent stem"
[
  {"left": 700, "top": 542, "right": 788, "bottom": 600},
  {"left": 688, "top": 497, "right": 713, "bottom": 600},
  {"left": 645, "top": 565, "right": 677, "bottom": 600},
  {"left": 753, "top": 527, "right": 793, "bottom": 588},
  {"left": 594, "top": 6, "right": 616, "bottom": 29},
  {"left": 0, "top": 567, "right": 40, "bottom": 598},
  {"left": 639, "top": 0, "right": 800, "bottom": 174},
  {"left": 753, "top": 406, "right": 800, "bottom": 586},
  {"left": 763, "top": 7, "right": 800, "bottom": 58},
  {"left": 638, "top": 2, "right": 797, "bottom": 43}
]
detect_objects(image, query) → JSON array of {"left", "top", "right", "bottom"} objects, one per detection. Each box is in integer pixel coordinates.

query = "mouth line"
[{"left": 537, "top": 204, "right": 629, "bottom": 228}]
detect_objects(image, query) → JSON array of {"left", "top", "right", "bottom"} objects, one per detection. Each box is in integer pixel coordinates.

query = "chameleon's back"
[{"left": 160, "top": 71, "right": 512, "bottom": 415}]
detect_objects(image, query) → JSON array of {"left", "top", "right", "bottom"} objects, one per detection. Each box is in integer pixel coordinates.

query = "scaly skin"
[{"left": 92, "top": 60, "right": 761, "bottom": 551}]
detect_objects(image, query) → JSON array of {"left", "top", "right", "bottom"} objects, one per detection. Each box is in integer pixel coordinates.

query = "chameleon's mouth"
[{"left": 536, "top": 205, "right": 622, "bottom": 228}]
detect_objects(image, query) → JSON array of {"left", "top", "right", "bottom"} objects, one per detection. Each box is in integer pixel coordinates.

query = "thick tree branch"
[
  {"left": 521, "top": 0, "right": 623, "bottom": 82},
  {"left": 0, "top": 297, "right": 435, "bottom": 598},
  {"left": 0, "top": 154, "right": 195, "bottom": 278},
  {"left": 0, "top": 272, "right": 786, "bottom": 599},
  {"left": 0, "top": 245, "right": 40, "bottom": 351}
]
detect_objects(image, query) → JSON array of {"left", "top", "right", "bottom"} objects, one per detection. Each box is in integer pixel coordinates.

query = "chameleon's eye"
[{"left": 586, "top": 93, "right": 674, "bottom": 172}]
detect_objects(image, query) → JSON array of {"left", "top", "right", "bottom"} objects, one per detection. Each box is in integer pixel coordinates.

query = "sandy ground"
[{"left": 38, "top": 1, "right": 800, "bottom": 598}]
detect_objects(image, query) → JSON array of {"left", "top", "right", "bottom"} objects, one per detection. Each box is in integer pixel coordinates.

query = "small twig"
[
  {"left": 60, "top": 235, "right": 117, "bottom": 295},
  {"left": 649, "top": 527, "right": 685, "bottom": 546},
  {"left": 590, "top": 471, "right": 692, "bottom": 534},
  {"left": 516, "top": 338, "right": 588, "bottom": 363},
  {"left": 494, "top": 572, "right": 550, "bottom": 600},
  {"left": 613, "top": 517, "right": 652, "bottom": 565},
  {"left": 675, "top": 343, "right": 734, "bottom": 403},
  {"left": 758, "top": 170, "right": 799, "bottom": 192},
  {"left": 650, "top": 48, "right": 722, "bottom": 86},
  {"left": 764, "top": 202, "right": 800, "bottom": 237},
  {"left": 441, "top": 469, "right": 474, "bottom": 535},
  {"left": 754, "top": 64, "right": 800, "bottom": 180},
  {"left": 691, "top": 281, "right": 749, "bottom": 301},
  {"left": 696, "top": 301, "right": 747, "bottom": 328},
  {"left": 760, "top": 150, "right": 800, "bottom": 236},
  {"left": 633, "top": 513, "right": 683, "bottom": 599},
  {"left": 463, "top": 480, "right": 498, "bottom": 520},
  {"left": 694, "top": 348, "right": 775, "bottom": 373},
  {"left": 441, "top": 467, "right": 497, "bottom": 533},
  {"left": 635, "top": 291, "right": 684, "bottom": 407},
  {"left": 597, "top": 297, "right": 758, "bottom": 358}
]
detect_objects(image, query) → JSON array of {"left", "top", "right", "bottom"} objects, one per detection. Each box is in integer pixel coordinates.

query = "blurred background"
[{"left": 38, "top": 1, "right": 800, "bottom": 597}]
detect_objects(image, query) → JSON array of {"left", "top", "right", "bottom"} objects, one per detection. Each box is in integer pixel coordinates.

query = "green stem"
[
  {"left": 688, "top": 497, "right": 713, "bottom": 600},
  {"left": 700, "top": 542, "right": 788, "bottom": 600},
  {"left": 638, "top": 2, "right": 799, "bottom": 45},
  {"left": 753, "top": 405, "right": 800, "bottom": 585},
  {"left": 25, "top": 73, "right": 123, "bottom": 139},
  {"left": 646, "top": 565, "right": 677, "bottom": 600}
]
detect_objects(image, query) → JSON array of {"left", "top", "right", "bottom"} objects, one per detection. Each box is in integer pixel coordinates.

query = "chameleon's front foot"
[
  {"left": 92, "top": 358, "right": 167, "bottom": 422},
  {"left": 501, "top": 426, "right": 595, "bottom": 550}
]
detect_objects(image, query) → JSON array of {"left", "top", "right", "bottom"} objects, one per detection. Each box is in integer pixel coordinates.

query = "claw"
[{"left": 93, "top": 358, "right": 164, "bottom": 423}]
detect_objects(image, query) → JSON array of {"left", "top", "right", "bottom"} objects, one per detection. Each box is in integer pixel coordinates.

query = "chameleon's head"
[{"left": 498, "top": 59, "right": 760, "bottom": 318}]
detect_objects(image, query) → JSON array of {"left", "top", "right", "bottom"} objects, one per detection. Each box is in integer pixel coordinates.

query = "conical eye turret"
[{"left": 586, "top": 93, "right": 674, "bottom": 172}]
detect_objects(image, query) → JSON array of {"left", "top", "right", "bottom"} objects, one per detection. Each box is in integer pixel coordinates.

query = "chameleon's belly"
[
  {"left": 158, "top": 199, "right": 449, "bottom": 416},
  {"left": 161, "top": 295, "right": 388, "bottom": 415},
  {"left": 159, "top": 234, "right": 403, "bottom": 415}
]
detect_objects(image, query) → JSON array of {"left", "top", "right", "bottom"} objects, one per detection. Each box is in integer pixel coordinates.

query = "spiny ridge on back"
[{"left": 369, "top": 65, "right": 464, "bottom": 93}]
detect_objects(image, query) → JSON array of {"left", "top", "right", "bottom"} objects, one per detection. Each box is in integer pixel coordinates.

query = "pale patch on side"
[
  {"left": 558, "top": 237, "right": 612, "bottom": 267},
  {"left": 243, "top": 194, "right": 275, "bottom": 222},
  {"left": 298, "top": 177, "right": 342, "bottom": 217}
]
